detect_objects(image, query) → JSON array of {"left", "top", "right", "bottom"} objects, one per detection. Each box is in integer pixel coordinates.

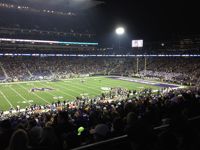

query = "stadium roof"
[
  {"left": 2, "top": 0, "right": 104, "bottom": 10},
  {"left": 1, "top": 0, "right": 199, "bottom": 45}
]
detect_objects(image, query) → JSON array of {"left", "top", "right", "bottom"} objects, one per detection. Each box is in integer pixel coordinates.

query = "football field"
[{"left": 0, "top": 76, "right": 164, "bottom": 111}]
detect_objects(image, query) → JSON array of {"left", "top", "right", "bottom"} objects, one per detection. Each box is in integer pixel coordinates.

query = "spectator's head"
[
  {"left": 127, "top": 112, "right": 137, "bottom": 126},
  {"left": 0, "top": 119, "right": 11, "bottom": 131},
  {"left": 28, "top": 118, "right": 37, "bottom": 129},
  {"left": 112, "top": 117, "right": 124, "bottom": 133},
  {"left": 29, "top": 126, "right": 43, "bottom": 146},
  {"left": 8, "top": 129, "right": 29, "bottom": 150},
  {"left": 57, "top": 111, "right": 69, "bottom": 123},
  {"left": 40, "top": 127, "right": 61, "bottom": 149},
  {"left": 92, "top": 124, "right": 110, "bottom": 141},
  {"left": 124, "top": 101, "right": 135, "bottom": 114}
]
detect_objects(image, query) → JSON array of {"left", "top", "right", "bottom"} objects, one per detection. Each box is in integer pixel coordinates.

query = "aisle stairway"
[{"left": 0, "top": 62, "right": 8, "bottom": 79}]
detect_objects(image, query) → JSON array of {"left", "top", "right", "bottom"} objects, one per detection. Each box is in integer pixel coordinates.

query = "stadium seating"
[
  {"left": 1, "top": 85, "right": 200, "bottom": 150},
  {"left": 0, "top": 56, "right": 199, "bottom": 86}
]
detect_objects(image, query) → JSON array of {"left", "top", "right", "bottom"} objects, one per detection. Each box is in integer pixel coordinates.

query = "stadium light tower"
[{"left": 115, "top": 27, "right": 125, "bottom": 51}]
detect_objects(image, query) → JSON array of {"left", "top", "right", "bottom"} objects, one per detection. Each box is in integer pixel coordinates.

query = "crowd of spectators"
[
  {"left": 0, "top": 56, "right": 199, "bottom": 86},
  {"left": 139, "top": 57, "right": 200, "bottom": 85},
  {"left": 0, "top": 85, "right": 200, "bottom": 150},
  {"left": 0, "top": 57, "right": 123, "bottom": 81}
]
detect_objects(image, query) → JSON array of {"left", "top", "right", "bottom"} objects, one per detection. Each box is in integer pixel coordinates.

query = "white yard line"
[
  {"left": 48, "top": 82, "right": 80, "bottom": 96},
  {"left": 8, "top": 86, "right": 31, "bottom": 105},
  {"left": 38, "top": 82, "right": 76, "bottom": 99},
  {"left": 58, "top": 82, "right": 98, "bottom": 96},
  {"left": 18, "top": 84, "right": 50, "bottom": 104},
  {"left": 0, "top": 91, "right": 14, "bottom": 108},
  {"left": 77, "top": 79, "right": 115, "bottom": 89},
  {"left": 59, "top": 81, "right": 101, "bottom": 93}
]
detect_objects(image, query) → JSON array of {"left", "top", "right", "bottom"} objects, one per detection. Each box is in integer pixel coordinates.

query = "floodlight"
[{"left": 115, "top": 27, "right": 125, "bottom": 35}]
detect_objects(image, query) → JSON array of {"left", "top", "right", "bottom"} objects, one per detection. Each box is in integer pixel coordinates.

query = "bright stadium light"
[
  {"left": 115, "top": 27, "right": 125, "bottom": 51},
  {"left": 115, "top": 27, "right": 125, "bottom": 35}
]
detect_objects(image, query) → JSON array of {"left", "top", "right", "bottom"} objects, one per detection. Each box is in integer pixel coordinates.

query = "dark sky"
[{"left": 89, "top": 0, "right": 200, "bottom": 42}]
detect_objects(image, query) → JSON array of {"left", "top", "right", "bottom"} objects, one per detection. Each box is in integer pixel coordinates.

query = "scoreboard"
[{"left": 132, "top": 40, "right": 143, "bottom": 48}]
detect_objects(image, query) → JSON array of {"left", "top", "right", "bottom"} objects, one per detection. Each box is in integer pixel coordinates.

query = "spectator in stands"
[
  {"left": 39, "top": 127, "right": 61, "bottom": 150},
  {"left": 91, "top": 124, "right": 110, "bottom": 142},
  {"left": 111, "top": 117, "right": 125, "bottom": 137},
  {"left": 0, "top": 82, "right": 200, "bottom": 149},
  {"left": 0, "top": 120, "right": 13, "bottom": 150},
  {"left": 7, "top": 129, "right": 30, "bottom": 150}
]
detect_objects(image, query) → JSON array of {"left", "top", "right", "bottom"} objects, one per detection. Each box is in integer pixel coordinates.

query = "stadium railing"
[{"left": 72, "top": 115, "right": 200, "bottom": 150}]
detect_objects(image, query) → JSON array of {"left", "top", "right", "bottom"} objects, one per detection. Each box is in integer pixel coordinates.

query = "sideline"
[{"left": 0, "top": 76, "right": 104, "bottom": 85}]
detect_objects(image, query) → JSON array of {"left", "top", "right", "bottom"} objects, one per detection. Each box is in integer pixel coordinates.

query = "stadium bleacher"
[
  {"left": 0, "top": 86, "right": 200, "bottom": 150},
  {"left": 0, "top": 56, "right": 199, "bottom": 85}
]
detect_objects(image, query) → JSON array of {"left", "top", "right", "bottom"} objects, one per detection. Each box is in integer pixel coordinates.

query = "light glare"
[{"left": 116, "top": 27, "right": 125, "bottom": 35}]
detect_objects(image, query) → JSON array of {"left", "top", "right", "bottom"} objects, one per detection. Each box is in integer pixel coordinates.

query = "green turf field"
[{"left": 0, "top": 76, "right": 159, "bottom": 111}]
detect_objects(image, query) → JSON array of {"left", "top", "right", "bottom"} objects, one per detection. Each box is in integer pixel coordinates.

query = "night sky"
[{"left": 89, "top": 0, "right": 200, "bottom": 42}]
